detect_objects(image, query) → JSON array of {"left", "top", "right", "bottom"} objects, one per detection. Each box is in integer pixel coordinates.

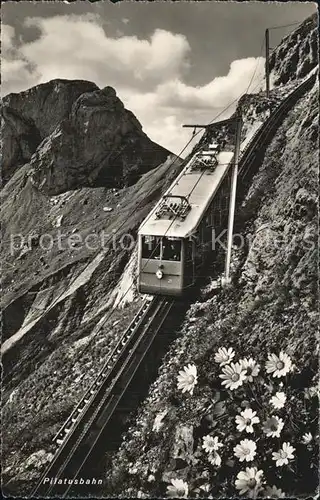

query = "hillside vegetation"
[
  {"left": 105, "top": 76, "right": 318, "bottom": 499},
  {"left": 103, "top": 16, "right": 319, "bottom": 499}
]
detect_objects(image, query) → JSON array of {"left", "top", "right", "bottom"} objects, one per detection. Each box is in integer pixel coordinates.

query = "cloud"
[
  {"left": 156, "top": 57, "right": 265, "bottom": 110},
  {"left": 1, "top": 24, "right": 40, "bottom": 94},
  {"left": 119, "top": 57, "right": 265, "bottom": 154},
  {"left": 18, "top": 15, "right": 190, "bottom": 89},
  {"left": 2, "top": 24, "right": 15, "bottom": 53},
  {"left": 1, "top": 15, "right": 265, "bottom": 155}
]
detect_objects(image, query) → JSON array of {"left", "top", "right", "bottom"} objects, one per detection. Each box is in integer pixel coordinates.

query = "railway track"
[
  {"left": 29, "top": 71, "right": 316, "bottom": 498},
  {"left": 30, "top": 296, "right": 173, "bottom": 498},
  {"left": 239, "top": 73, "right": 316, "bottom": 180}
]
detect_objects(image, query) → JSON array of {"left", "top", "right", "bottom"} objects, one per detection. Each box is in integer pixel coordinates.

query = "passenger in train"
[{"left": 162, "top": 238, "right": 181, "bottom": 261}]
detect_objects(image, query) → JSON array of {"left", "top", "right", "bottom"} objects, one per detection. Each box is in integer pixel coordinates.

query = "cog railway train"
[{"left": 138, "top": 123, "right": 239, "bottom": 297}]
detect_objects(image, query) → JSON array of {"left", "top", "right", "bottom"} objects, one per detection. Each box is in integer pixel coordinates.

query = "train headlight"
[{"left": 156, "top": 269, "right": 163, "bottom": 280}]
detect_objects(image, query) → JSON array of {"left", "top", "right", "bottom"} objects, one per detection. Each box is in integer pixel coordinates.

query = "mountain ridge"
[{"left": 2, "top": 79, "right": 170, "bottom": 192}]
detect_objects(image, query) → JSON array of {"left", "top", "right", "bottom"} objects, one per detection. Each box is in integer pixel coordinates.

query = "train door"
[
  {"left": 183, "top": 239, "right": 195, "bottom": 288},
  {"left": 194, "top": 228, "right": 203, "bottom": 274}
]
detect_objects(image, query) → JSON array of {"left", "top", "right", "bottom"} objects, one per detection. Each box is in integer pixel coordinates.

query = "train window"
[
  {"left": 162, "top": 237, "right": 181, "bottom": 261},
  {"left": 142, "top": 236, "right": 161, "bottom": 259},
  {"left": 205, "top": 213, "right": 214, "bottom": 227}
]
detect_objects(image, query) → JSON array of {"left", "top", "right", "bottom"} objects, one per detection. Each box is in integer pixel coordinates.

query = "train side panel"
[{"left": 139, "top": 259, "right": 183, "bottom": 296}]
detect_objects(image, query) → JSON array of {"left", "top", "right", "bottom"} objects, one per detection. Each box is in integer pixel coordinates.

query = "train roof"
[{"left": 138, "top": 149, "right": 234, "bottom": 239}]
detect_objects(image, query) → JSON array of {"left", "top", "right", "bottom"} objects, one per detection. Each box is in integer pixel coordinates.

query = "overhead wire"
[
  {"left": 268, "top": 21, "right": 301, "bottom": 30},
  {"left": 245, "top": 37, "right": 265, "bottom": 93},
  {"left": 4, "top": 19, "right": 310, "bottom": 487},
  {"left": 3, "top": 64, "right": 256, "bottom": 417},
  {"left": 31, "top": 94, "right": 258, "bottom": 489},
  {"left": 1, "top": 36, "right": 267, "bottom": 250},
  {"left": 2, "top": 32, "right": 269, "bottom": 431},
  {"left": 3, "top": 32, "right": 269, "bottom": 393},
  {"left": 3, "top": 35, "right": 268, "bottom": 392}
]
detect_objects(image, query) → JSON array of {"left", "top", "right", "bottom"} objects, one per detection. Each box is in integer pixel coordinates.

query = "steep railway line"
[
  {"left": 239, "top": 73, "right": 316, "bottom": 180},
  {"left": 31, "top": 296, "right": 173, "bottom": 497},
  {"left": 30, "top": 73, "right": 315, "bottom": 498}
]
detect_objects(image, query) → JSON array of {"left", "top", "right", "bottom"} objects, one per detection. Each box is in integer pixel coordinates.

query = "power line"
[
  {"left": 4, "top": 40, "right": 268, "bottom": 389},
  {"left": 268, "top": 21, "right": 301, "bottom": 31},
  {"left": 246, "top": 38, "right": 265, "bottom": 94},
  {"left": 3, "top": 52, "right": 271, "bottom": 489},
  {"left": 1, "top": 37, "right": 266, "bottom": 252},
  {"left": 3, "top": 46, "right": 268, "bottom": 448}
]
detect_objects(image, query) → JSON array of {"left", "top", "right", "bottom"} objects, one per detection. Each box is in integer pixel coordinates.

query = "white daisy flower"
[
  {"left": 152, "top": 409, "right": 168, "bottom": 432},
  {"left": 234, "top": 439, "right": 257, "bottom": 462},
  {"left": 166, "top": 478, "right": 189, "bottom": 498},
  {"left": 262, "top": 416, "right": 284, "bottom": 438},
  {"left": 265, "top": 352, "right": 293, "bottom": 378},
  {"left": 270, "top": 392, "right": 286, "bottom": 410},
  {"left": 235, "top": 467, "right": 264, "bottom": 498},
  {"left": 200, "top": 484, "right": 211, "bottom": 492},
  {"left": 240, "top": 358, "right": 260, "bottom": 382},
  {"left": 202, "top": 435, "right": 223, "bottom": 453},
  {"left": 272, "top": 442, "right": 295, "bottom": 467},
  {"left": 208, "top": 451, "right": 221, "bottom": 467},
  {"left": 177, "top": 364, "right": 197, "bottom": 395},
  {"left": 214, "top": 347, "right": 235, "bottom": 366},
  {"left": 137, "top": 491, "right": 146, "bottom": 499},
  {"left": 304, "top": 385, "right": 319, "bottom": 400},
  {"left": 264, "top": 485, "right": 285, "bottom": 498},
  {"left": 302, "top": 432, "right": 312, "bottom": 445},
  {"left": 219, "top": 362, "right": 247, "bottom": 390},
  {"left": 235, "top": 408, "right": 260, "bottom": 434}
]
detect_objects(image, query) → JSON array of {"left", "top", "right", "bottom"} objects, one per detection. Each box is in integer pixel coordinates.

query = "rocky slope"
[
  {"left": 1, "top": 80, "right": 180, "bottom": 494},
  {"left": 269, "top": 13, "right": 318, "bottom": 86},
  {"left": 101, "top": 17, "right": 319, "bottom": 499},
  {"left": 2, "top": 79, "right": 170, "bottom": 191},
  {"left": 2, "top": 15, "right": 318, "bottom": 499},
  {"left": 105, "top": 76, "right": 318, "bottom": 499},
  {"left": 1, "top": 79, "right": 172, "bottom": 319}
]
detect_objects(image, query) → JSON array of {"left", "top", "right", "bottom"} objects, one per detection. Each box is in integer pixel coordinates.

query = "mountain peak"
[{"left": 2, "top": 79, "right": 169, "bottom": 194}]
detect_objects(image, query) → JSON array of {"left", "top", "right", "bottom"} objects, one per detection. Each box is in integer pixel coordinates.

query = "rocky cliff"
[
  {"left": 1, "top": 79, "right": 181, "bottom": 495},
  {"left": 105, "top": 76, "right": 318, "bottom": 499},
  {"left": 101, "top": 18, "right": 318, "bottom": 499},
  {"left": 2, "top": 79, "right": 170, "bottom": 191},
  {"left": 269, "top": 13, "right": 318, "bottom": 86}
]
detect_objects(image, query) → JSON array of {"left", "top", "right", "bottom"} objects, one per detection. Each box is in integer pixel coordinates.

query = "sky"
[{"left": 1, "top": 1, "right": 317, "bottom": 154}]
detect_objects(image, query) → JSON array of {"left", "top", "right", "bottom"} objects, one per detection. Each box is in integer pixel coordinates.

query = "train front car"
[
  {"left": 138, "top": 234, "right": 185, "bottom": 296},
  {"left": 138, "top": 194, "right": 191, "bottom": 297},
  {"left": 138, "top": 133, "right": 235, "bottom": 297}
]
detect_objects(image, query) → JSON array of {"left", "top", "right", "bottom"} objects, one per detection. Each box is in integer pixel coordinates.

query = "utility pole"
[
  {"left": 265, "top": 28, "right": 270, "bottom": 99},
  {"left": 222, "top": 115, "right": 243, "bottom": 287}
]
